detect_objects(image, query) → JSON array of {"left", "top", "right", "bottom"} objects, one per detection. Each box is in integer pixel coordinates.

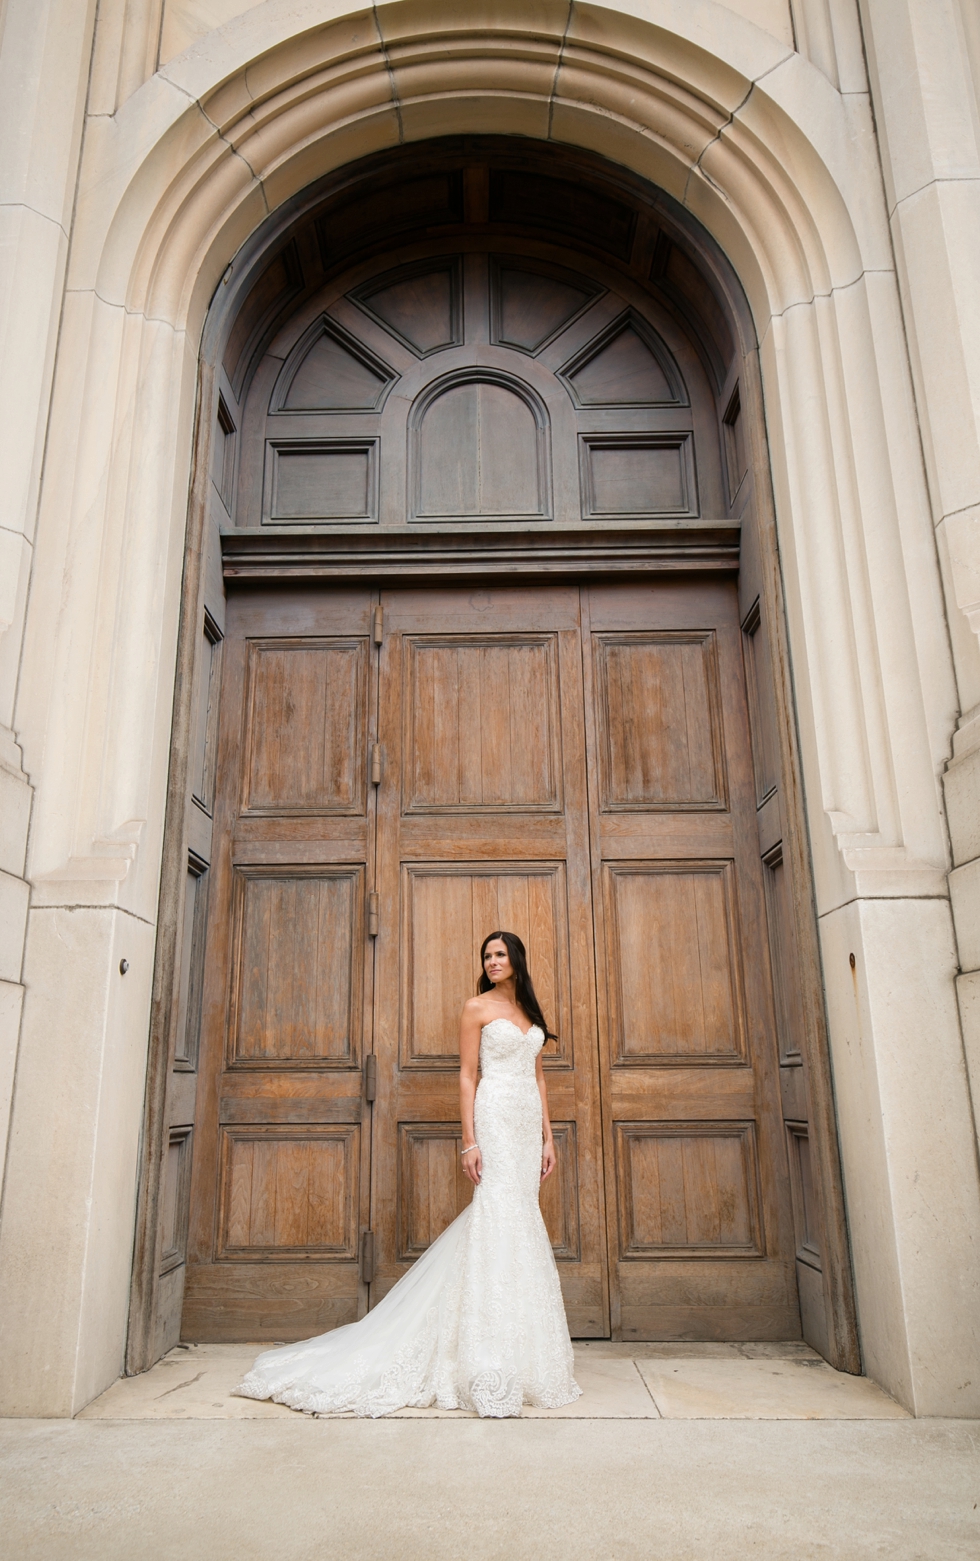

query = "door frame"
[{"left": 126, "top": 145, "right": 860, "bottom": 1377}]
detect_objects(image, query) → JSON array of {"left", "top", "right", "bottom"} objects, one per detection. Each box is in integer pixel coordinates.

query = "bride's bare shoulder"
[{"left": 461, "top": 994, "right": 494, "bottom": 1023}]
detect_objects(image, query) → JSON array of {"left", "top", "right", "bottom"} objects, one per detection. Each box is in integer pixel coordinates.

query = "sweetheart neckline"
[{"left": 482, "top": 1017, "right": 542, "bottom": 1040}]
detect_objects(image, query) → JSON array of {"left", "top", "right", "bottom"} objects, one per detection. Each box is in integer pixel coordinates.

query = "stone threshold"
[{"left": 78, "top": 1341, "right": 908, "bottom": 1422}]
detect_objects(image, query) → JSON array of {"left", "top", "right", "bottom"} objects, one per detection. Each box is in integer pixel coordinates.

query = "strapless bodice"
[{"left": 479, "top": 1018, "right": 544, "bottom": 1080}]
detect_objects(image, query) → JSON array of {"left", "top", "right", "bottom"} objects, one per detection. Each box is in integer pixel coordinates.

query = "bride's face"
[{"left": 483, "top": 940, "right": 513, "bottom": 985}]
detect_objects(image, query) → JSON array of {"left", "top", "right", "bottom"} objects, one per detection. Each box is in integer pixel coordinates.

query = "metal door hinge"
[
  {"left": 367, "top": 891, "right": 380, "bottom": 936},
  {"left": 364, "top": 1052, "right": 377, "bottom": 1102},
  {"left": 370, "top": 743, "right": 382, "bottom": 784},
  {"left": 372, "top": 605, "right": 383, "bottom": 645},
  {"left": 360, "top": 1229, "right": 375, "bottom": 1284}
]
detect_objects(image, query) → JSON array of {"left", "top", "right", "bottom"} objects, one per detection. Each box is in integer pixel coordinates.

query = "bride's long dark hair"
[{"left": 477, "top": 931, "right": 558, "bottom": 1042}]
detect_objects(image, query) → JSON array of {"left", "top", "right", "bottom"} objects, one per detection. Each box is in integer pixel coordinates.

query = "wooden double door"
[{"left": 184, "top": 576, "right": 799, "bottom": 1342}]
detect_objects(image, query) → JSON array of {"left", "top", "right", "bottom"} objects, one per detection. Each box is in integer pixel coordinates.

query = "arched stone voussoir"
[{"left": 78, "top": 0, "right": 877, "bottom": 345}]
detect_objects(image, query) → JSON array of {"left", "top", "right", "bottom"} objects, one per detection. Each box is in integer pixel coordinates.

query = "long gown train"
[{"left": 234, "top": 1020, "right": 581, "bottom": 1418}]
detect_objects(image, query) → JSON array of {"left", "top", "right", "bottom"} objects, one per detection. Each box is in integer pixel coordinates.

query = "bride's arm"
[
  {"left": 459, "top": 999, "right": 483, "bottom": 1187},
  {"left": 536, "top": 1054, "right": 556, "bottom": 1182}
]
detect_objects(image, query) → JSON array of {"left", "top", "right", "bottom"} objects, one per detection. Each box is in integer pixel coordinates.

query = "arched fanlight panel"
[{"left": 408, "top": 368, "right": 553, "bottom": 523}]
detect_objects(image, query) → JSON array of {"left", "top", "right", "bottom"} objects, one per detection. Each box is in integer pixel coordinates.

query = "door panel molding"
[
  {"left": 226, "top": 864, "right": 365, "bottom": 1070},
  {"left": 601, "top": 859, "right": 749, "bottom": 1068},
  {"left": 398, "top": 861, "right": 572, "bottom": 1071},
  {"left": 216, "top": 1123, "right": 360, "bottom": 1261},
  {"left": 402, "top": 633, "right": 563, "bottom": 816},
  {"left": 613, "top": 1119, "right": 764, "bottom": 1261}
]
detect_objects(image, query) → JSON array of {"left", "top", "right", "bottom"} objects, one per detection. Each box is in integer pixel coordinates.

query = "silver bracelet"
[{"left": 460, "top": 1144, "right": 479, "bottom": 1156}]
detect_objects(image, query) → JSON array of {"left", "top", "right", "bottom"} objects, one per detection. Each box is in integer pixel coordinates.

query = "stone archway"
[{"left": 131, "top": 135, "right": 854, "bottom": 1368}]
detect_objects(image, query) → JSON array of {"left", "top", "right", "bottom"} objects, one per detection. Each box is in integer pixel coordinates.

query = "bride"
[{"left": 235, "top": 931, "right": 582, "bottom": 1418}]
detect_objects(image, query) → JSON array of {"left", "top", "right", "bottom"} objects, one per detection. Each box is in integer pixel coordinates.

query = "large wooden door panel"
[
  {"left": 240, "top": 638, "right": 368, "bottom": 815},
  {"left": 613, "top": 1120, "right": 763, "bottom": 1258},
  {"left": 592, "top": 632, "right": 726, "bottom": 811},
  {"left": 217, "top": 1125, "right": 360, "bottom": 1260},
  {"left": 583, "top": 581, "right": 798, "bottom": 1341},
  {"left": 403, "top": 634, "right": 563, "bottom": 813},
  {"left": 183, "top": 588, "right": 376, "bottom": 1342},
  {"left": 602, "top": 862, "right": 747, "bottom": 1064},
  {"left": 228, "top": 866, "right": 364, "bottom": 1066},
  {"left": 371, "top": 587, "right": 608, "bottom": 1336}
]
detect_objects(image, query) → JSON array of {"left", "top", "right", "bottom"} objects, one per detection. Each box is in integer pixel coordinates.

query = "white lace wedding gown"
[{"left": 235, "top": 1019, "right": 581, "bottom": 1418}]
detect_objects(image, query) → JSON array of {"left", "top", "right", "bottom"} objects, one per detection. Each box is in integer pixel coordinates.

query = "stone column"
[
  {"left": 860, "top": 0, "right": 980, "bottom": 1191},
  {"left": 0, "top": 0, "right": 98, "bottom": 1297},
  {"left": 0, "top": 0, "right": 178, "bottom": 1417}
]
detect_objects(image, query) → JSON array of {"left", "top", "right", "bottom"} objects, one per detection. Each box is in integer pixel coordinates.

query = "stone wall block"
[
  {"left": 819, "top": 902, "right": 913, "bottom": 1404},
  {"left": 738, "top": 50, "right": 892, "bottom": 274},
  {"left": 697, "top": 119, "right": 824, "bottom": 311},
  {"left": 0, "top": 766, "right": 32, "bottom": 881},
  {"left": 568, "top": 0, "right": 791, "bottom": 88},
  {"left": 957, "top": 968, "right": 980, "bottom": 1156},
  {"left": 555, "top": 49, "right": 727, "bottom": 165},
  {"left": 138, "top": 150, "right": 266, "bottom": 334},
  {"left": 950, "top": 859, "right": 980, "bottom": 972},
  {"left": 391, "top": 49, "right": 561, "bottom": 109},
  {"left": 944, "top": 744, "right": 980, "bottom": 868},
  {"left": 18, "top": 303, "right": 198, "bottom": 927},
  {"left": 66, "top": 81, "right": 221, "bottom": 304},
  {"left": 935, "top": 517, "right": 980, "bottom": 726},
  {"left": 375, "top": 0, "right": 569, "bottom": 48},
  {"left": 942, "top": 506, "right": 980, "bottom": 653},
  {"left": 836, "top": 271, "right": 958, "bottom": 849},
  {"left": 258, "top": 114, "right": 402, "bottom": 228},
  {"left": 822, "top": 898, "right": 980, "bottom": 1415},
  {"left": 767, "top": 301, "right": 881, "bottom": 843},
  {"left": 860, "top": 0, "right": 980, "bottom": 210},
  {"left": 0, "top": 534, "right": 34, "bottom": 739},
  {"left": 219, "top": 59, "right": 395, "bottom": 172},
  {"left": 0, "top": 872, "right": 30, "bottom": 985},
  {"left": 0, "top": 0, "right": 97, "bottom": 228},
  {"left": 0, "top": 978, "right": 25, "bottom": 1183},
  {"left": 223, "top": 15, "right": 387, "bottom": 118},
  {"left": 890, "top": 184, "right": 980, "bottom": 523},
  {"left": 550, "top": 95, "right": 692, "bottom": 204},
  {"left": 160, "top": 0, "right": 251, "bottom": 67},
  {"left": 0, "top": 208, "right": 69, "bottom": 553},
  {"left": 16, "top": 291, "right": 132, "bottom": 877},
  {"left": 0, "top": 907, "right": 154, "bottom": 1416},
  {"left": 398, "top": 92, "right": 552, "bottom": 145}
]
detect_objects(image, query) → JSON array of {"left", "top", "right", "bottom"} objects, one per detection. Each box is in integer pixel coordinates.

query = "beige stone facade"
[{"left": 1, "top": 0, "right": 979, "bottom": 1419}]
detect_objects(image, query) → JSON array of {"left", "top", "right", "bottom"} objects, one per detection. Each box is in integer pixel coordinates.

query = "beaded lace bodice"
[{"left": 478, "top": 1017, "right": 543, "bottom": 1078}]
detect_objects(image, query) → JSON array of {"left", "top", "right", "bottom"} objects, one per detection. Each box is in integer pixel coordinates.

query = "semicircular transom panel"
[{"left": 413, "top": 374, "right": 550, "bottom": 520}]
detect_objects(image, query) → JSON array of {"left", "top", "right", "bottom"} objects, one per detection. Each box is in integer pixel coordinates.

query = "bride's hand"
[
  {"left": 541, "top": 1139, "right": 556, "bottom": 1181},
  {"left": 463, "top": 1148, "right": 482, "bottom": 1186}
]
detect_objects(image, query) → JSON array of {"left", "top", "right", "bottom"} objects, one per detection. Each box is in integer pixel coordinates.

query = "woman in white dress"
[{"left": 235, "top": 931, "right": 581, "bottom": 1418}]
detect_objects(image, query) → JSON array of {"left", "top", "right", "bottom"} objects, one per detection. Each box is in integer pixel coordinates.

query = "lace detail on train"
[{"left": 234, "top": 1019, "right": 581, "bottom": 1418}]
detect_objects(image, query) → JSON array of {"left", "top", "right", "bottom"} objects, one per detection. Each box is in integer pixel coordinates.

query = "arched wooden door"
[{"left": 183, "top": 229, "right": 800, "bottom": 1343}]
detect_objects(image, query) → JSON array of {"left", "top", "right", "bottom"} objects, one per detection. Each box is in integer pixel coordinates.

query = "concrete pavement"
[{"left": 2, "top": 1344, "right": 977, "bottom": 1559}]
